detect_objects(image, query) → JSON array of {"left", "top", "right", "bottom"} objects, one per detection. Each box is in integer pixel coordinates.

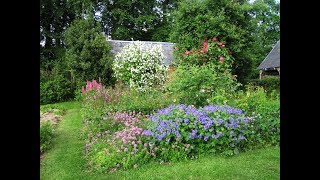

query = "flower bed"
[{"left": 80, "top": 90, "right": 278, "bottom": 172}]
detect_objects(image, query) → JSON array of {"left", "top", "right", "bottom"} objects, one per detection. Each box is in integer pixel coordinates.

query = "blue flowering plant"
[{"left": 143, "top": 104, "right": 254, "bottom": 160}]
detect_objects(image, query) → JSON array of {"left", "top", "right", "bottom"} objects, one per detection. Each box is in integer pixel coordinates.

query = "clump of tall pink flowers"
[
  {"left": 81, "top": 79, "right": 111, "bottom": 103},
  {"left": 82, "top": 80, "right": 102, "bottom": 95}
]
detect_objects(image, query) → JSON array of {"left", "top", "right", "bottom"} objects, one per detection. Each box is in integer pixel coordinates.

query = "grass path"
[{"left": 40, "top": 101, "right": 280, "bottom": 180}]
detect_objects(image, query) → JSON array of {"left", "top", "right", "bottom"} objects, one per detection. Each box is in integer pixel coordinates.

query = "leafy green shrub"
[
  {"left": 113, "top": 41, "right": 168, "bottom": 92},
  {"left": 40, "top": 75, "right": 73, "bottom": 105},
  {"left": 64, "top": 16, "right": 115, "bottom": 89},
  {"left": 251, "top": 102, "right": 280, "bottom": 146},
  {"left": 40, "top": 121, "right": 55, "bottom": 153},
  {"left": 109, "top": 88, "right": 175, "bottom": 115},
  {"left": 167, "top": 35, "right": 240, "bottom": 107},
  {"left": 167, "top": 64, "right": 239, "bottom": 107},
  {"left": 229, "top": 86, "right": 280, "bottom": 147},
  {"left": 40, "top": 51, "right": 75, "bottom": 104},
  {"left": 248, "top": 76, "right": 280, "bottom": 93},
  {"left": 169, "top": 0, "right": 259, "bottom": 82}
]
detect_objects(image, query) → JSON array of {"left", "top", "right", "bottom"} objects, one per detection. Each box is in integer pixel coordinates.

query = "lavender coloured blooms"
[
  {"left": 144, "top": 104, "right": 252, "bottom": 149},
  {"left": 229, "top": 131, "right": 234, "bottom": 136},
  {"left": 184, "top": 119, "right": 190, "bottom": 124},
  {"left": 238, "top": 135, "right": 246, "bottom": 140}
]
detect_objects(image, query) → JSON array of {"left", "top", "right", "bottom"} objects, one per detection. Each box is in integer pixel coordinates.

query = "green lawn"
[{"left": 40, "top": 101, "right": 280, "bottom": 180}]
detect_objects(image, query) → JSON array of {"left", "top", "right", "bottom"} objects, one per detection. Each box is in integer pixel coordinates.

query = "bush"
[
  {"left": 109, "top": 88, "right": 175, "bottom": 115},
  {"left": 40, "top": 121, "right": 55, "bottom": 153},
  {"left": 166, "top": 36, "right": 240, "bottom": 107},
  {"left": 228, "top": 86, "right": 280, "bottom": 146},
  {"left": 169, "top": 0, "right": 259, "bottom": 83},
  {"left": 64, "top": 16, "right": 115, "bottom": 89},
  {"left": 248, "top": 76, "right": 280, "bottom": 93},
  {"left": 179, "top": 36, "right": 234, "bottom": 68},
  {"left": 40, "top": 75, "right": 73, "bottom": 105},
  {"left": 113, "top": 41, "right": 168, "bottom": 92},
  {"left": 167, "top": 64, "right": 240, "bottom": 107},
  {"left": 143, "top": 104, "right": 254, "bottom": 159}
]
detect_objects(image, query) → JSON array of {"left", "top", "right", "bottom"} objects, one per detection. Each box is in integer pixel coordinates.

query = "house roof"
[{"left": 258, "top": 40, "right": 280, "bottom": 70}]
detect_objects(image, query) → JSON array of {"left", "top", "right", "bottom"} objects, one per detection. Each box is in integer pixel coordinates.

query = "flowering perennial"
[
  {"left": 182, "top": 36, "right": 233, "bottom": 68},
  {"left": 143, "top": 104, "right": 254, "bottom": 156},
  {"left": 82, "top": 80, "right": 102, "bottom": 94},
  {"left": 113, "top": 41, "right": 168, "bottom": 92}
]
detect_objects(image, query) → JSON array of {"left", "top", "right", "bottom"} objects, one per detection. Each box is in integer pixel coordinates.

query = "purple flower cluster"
[
  {"left": 143, "top": 104, "right": 253, "bottom": 143},
  {"left": 142, "top": 119, "right": 180, "bottom": 141}
]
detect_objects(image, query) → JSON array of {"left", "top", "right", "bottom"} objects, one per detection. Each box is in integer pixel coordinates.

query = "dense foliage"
[
  {"left": 40, "top": 0, "right": 77, "bottom": 104},
  {"left": 229, "top": 85, "right": 280, "bottom": 146},
  {"left": 110, "top": 88, "right": 175, "bottom": 115},
  {"left": 40, "top": 121, "right": 55, "bottom": 153},
  {"left": 167, "top": 36, "right": 240, "bottom": 107},
  {"left": 40, "top": 0, "right": 279, "bottom": 105},
  {"left": 40, "top": 74, "right": 73, "bottom": 105},
  {"left": 169, "top": 0, "right": 280, "bottom": 83},
  {"left": 98, "top": 0, "right": 178, "bottom": 41},
  {"left": 167, "top": 64, "right": 239, "bottom": 107},
  {"left": 248, "top": 76, "right": 280, "bottom": 93},
  {"left": 65, "top": 16, "right": 115, "bottom": 89}
]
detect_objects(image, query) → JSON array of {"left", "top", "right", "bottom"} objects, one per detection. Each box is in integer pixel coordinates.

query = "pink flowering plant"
[
  {"left": 80, "top": 80, "right": 124, "bottom": 121},
  {"left": 181, "top": 36, "right": 233, "bottom": 69},
  {"left": 167, "top": 36, "right": 240, "bottom": 107},
  {"left": 80, "top": 80, "right": 108, "bottom": 121},
  {"left": 83, "top": 111, "right": 155, "bottom": 172}
]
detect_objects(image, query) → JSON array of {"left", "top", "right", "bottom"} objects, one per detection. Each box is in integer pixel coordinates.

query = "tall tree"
[
  {"left": 250, "top": 0, "right": 280, "bottom": 67},
  {"left": 40, "top": 0, "right": 76, "bottom": 71},
  {"left": 64, "top": 15, "right": 115, "bottom": 88},
  {"left": 151, "top": 0, "right": 179, "bottom": 41},
  {"left": 169, "top": 0, "right": 280, "bottom": 83},
  {"left": 96, "top": 0, "right": 178, "bottom": 41},
  {"left": 98, "top": 0, "right": 156, "bottom": 40}
]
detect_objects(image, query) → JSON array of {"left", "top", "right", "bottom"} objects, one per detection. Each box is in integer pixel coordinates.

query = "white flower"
[{"left": 113, "top": 41, "right": 168, "bottom": 92}]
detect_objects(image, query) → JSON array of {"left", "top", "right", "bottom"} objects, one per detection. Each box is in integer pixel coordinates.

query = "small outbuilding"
[{"left": 257, "top": 40, "right": 280, "bottom": 79}]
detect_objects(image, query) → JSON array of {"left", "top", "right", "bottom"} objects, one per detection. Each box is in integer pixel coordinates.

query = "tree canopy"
[
  {"left": 169, "top": 0, "right": 279, "bottom": 82},
  {"left": 40, "top": 0, "right": 280, "bottom": 87}
]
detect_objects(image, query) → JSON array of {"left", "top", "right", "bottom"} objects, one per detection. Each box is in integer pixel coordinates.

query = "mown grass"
[{"left": 40, "top": 101, "right": 279, "bottom": 180}]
